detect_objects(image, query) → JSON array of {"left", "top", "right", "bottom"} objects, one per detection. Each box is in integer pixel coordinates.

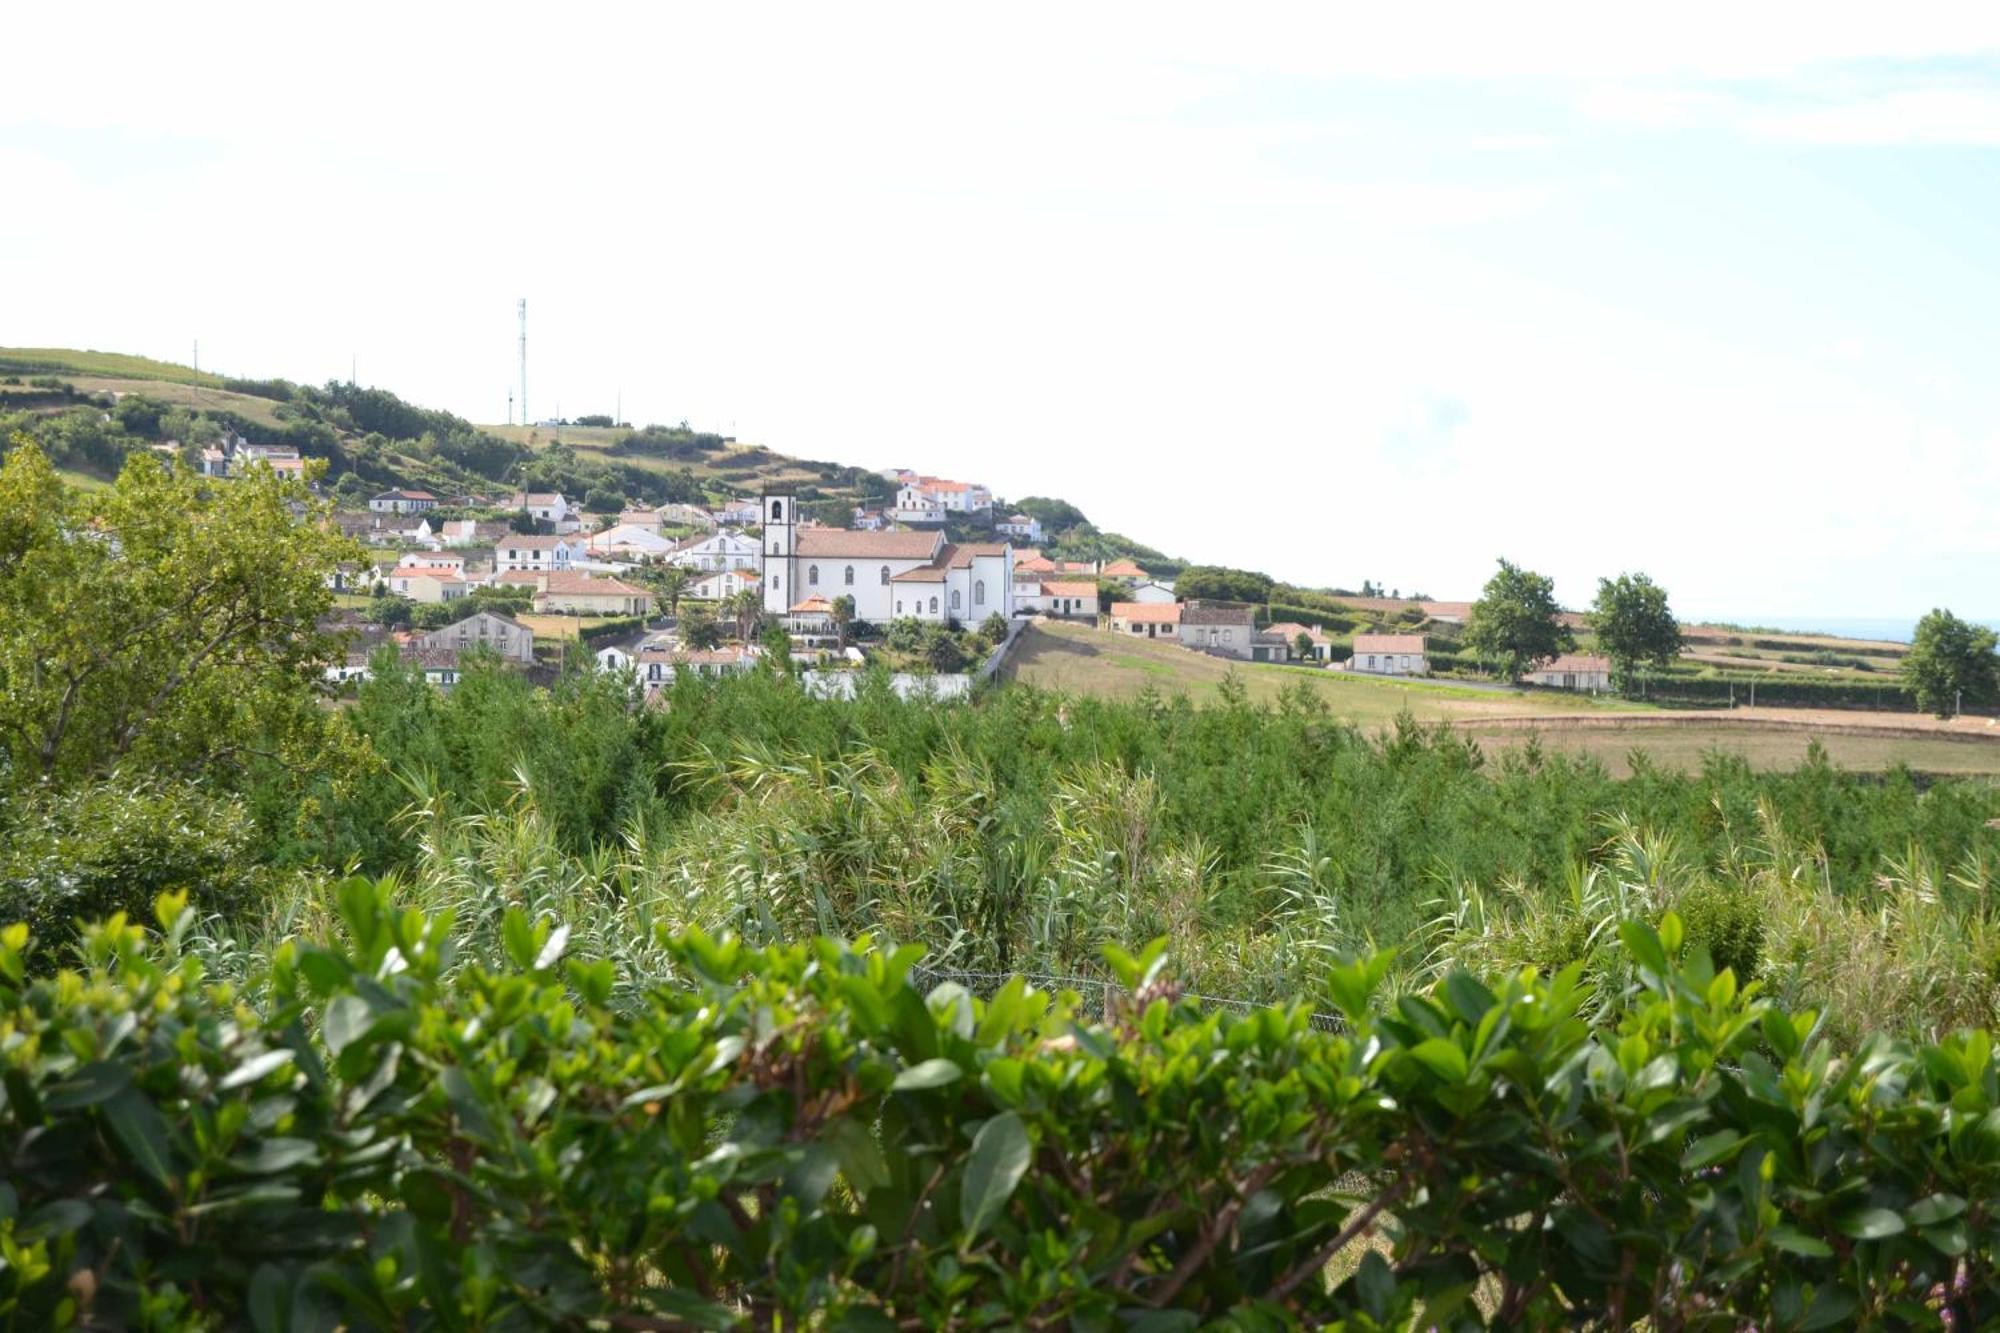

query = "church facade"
[{"left": 758, "top": 494, "right": 1015, "bottom": 626}]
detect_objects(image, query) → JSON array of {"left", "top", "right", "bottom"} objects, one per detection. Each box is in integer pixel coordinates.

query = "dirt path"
[{"left": 1452, "top": 706, "right": 2000, "bottom": 745}]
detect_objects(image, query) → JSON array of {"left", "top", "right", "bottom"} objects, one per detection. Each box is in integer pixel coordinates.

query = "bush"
[
  {"left": 0, "top": 780, "right": 264, "bottom": 948},
  {"left": 1673, "top": 881, "right": 1765, "bottom": 979},
  {"left": 1, "top": 898, "right": 1996, "bottom": 1327}
]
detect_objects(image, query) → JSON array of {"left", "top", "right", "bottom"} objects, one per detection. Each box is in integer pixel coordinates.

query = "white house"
[
  {"left": 398, "top": 551, "right": 466, "bottom": 573},
  {"left": 635, "top": 643, "right": 756, "bottom": 689},
  {"left": 1521, "top": 653, "right": 1613, "bottom": 691},
  {"left": 1020, "top": 579, "right": 1098, "bottom": 619},
  {"left": 714, "top": 497, "right": 762, "bottom": 527},
  {"left": 1106, "top": 601, "right": 1181, "bottom": 639},
  {"left": 995, "top": 513, "right": 1044, "bottom": 543},
  {"left": 1178, "top": 603, "right": 1258, "bottom": 660},
  {"left": 1127, "top": 580, "right": 1177, "bottom": 605},
  {"left": 388, "top": 566, "right": 472, "bottom": 603},
  {"left": 668, "top": 530, "right": 760, "bottom": 573},
  {"left": 495, "top": 534, "right": 583, "bottom": 573},
  {"left": 689, "top": 567, "right": 761, "bottom": 602},
  {"left": 1268, "top": 622, "right": 1336, "bottom": 663},
  {"left": 656, "top": 502, "right": 717, "bottom": 530},
  {"left": 1350, "top": 634, "right": 1428, "bottom": 677},
  {"left": 587, "top": 523, "right": 674, "bottom": 560},
  {"left": 510, "top": 491, "right": 580, "bottom": 531},
  {"left": 370, "top": 489, "right": 438, "bottom": 514},
  {"left": 414, "top": 610, "right": 536, "bottom": 664},
  {"left": 892, "top": 486, "right": 948, "bottom": 526},
  {"left": 757, "top": 494, "right": 1013, "bottom": 626}
]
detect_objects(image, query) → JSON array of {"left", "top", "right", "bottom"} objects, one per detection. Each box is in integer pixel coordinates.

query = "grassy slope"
[
  {"left": 1006, "top": 620, "right": 2000, "bottom": 774},
  {"left": 0, "top": 348, "right": 224, "bottom": 386}
]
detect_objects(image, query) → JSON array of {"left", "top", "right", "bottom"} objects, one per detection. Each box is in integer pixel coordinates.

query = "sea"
[{"left": 1697, "top": 616, "right": 2000, "bottom": 645}]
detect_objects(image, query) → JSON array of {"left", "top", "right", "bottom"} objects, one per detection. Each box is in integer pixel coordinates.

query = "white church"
[{"left": 758, "top": 494, "right": 1015, "bottom": 628}]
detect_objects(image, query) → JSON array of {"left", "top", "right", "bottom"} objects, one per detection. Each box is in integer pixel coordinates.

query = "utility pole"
[
  {"left": 518, "top": 299, "right": 528, "bottom": 426},
  {"left": 192, "top": 339, "right": 199, "bottom": 372}
]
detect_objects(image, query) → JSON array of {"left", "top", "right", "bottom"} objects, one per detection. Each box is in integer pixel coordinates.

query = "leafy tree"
[
  {"left": 1293, "top": 632, "right": 1315, "bottom": 661},
  {"left": 1013, "top": 495, "right": 1090, "bottom": 535},
  {"left": 1590, "top": 572, "right": 1684, "bottom": 689},
  {"left": 680, "top": 603, "right": 722, "bottom": 650},
  {"left": 922, "top": 626, "right": 968, "bottom": 674},
  {"left": 368, "top": 594, "right": 412, "bottom": 629},
  {"left": 727, "top": 588, "right": 764, "bottom": 643},
  {"left": 831, "top": 594, "right": 856, "bottom": 651},
  {"left": 508, "top": 508, "right": 538, "bottom": 534},
  {"left": 805, "top": 499, "right": 854, "bottom": 529},
  {"left": 1175, "top": 566, "right": 1274, "bottom": 605},
  {"left": 1902, "top": 608, "right": 1999, "bottom": 717},
  {"left": 1464, "top": 558, "right": 1574, "bottom": 680},
  {"left": 980, "top": 612, "right": 1008, "bottom": 645},
  {"left": 884, "top": 617, "right": 924, "bottom": 652},
  {"left": 583, "top": 486, "right": 625, "bottom": 513},
  {"left": 0, "top": 439, "right": 358, "bottom": 785},
  {"left": 760, "top": 624, "right": 794, "bottom": 670}
]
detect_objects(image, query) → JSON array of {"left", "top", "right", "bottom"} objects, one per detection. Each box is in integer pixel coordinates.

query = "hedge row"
[
  {"left": 578, "top": 615, "right": 648, "bottom": 647},
  {"left": 2, "top": 887, "right": 1996, "bottom": 1328},
  {"left": 1263, "top": 602, "right": 1359, "bottom": 635},
  {"left": 1631, "top": 672, "right": 1914, "bottom": 710}
]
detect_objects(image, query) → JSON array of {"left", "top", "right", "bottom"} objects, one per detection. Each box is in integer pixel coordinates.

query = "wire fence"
[{"left": 907, "top": 965, "right": 1348, "bottom": 1034}]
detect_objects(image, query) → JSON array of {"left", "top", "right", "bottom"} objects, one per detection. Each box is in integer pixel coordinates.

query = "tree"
[
  {"left": 369, "top": 594, "right": 413, "bottom": 629},
  {"left": 1464, "top": 558, "right": 1574, "bottom": 681},
  {"left": 979, "top": 612, "right": 1008, "bottom": 646},
  {"left": 831, "top": 595, "right": 856, "bottom": 651},
  {"left": 1293, "top": 632, "right": 1315, "bottom": 661},
  {"left": 1590, "top": 573, "right": 1684, "bottom": 690},
  {"left": 805, "top": 499, "right": 854, "bottom": 529},
  {"left": 1014, "top": 496, "right": 1090, "bottom": 535},
  {"left": 1174, "top": 566, "right": 1274, "bottom": 605},
  {"left": 1902, "top": 608, "right": 1999, "bottom": 717},
  {"left": 583, "top": 486, "right": 625, "bottom": 514},
  {"left": 922, "top": 626, "right": 968, "bottom": 674},
  {"left": 654, "top": 565, "right": 691, "bottom": 619},
  {"left": 759, "top": 624, "right": 794, "bottom": 670},
  {"left": 679, "top": 604, "right": 721, "bottom": 650},
  {"left": 0, "top": 439, "right": 360, "bottom": 786}
]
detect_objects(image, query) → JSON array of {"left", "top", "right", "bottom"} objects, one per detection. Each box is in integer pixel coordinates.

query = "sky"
[{"left": 6, "top": 4, "right": 2000, "bottom": 621}]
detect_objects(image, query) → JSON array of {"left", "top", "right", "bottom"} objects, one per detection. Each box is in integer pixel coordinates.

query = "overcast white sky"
[{"left": 6, "top": 4, "right": 2000, "bottom": 620}]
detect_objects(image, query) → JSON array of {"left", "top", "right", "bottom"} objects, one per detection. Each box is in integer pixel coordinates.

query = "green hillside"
[{"left": 0, "top": 347, "right": 224, "bottom": 386}]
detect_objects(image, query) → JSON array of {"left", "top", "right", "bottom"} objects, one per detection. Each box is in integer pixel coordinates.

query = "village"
[{"left": 210, "top": 426, "right": 1619, "bottom": 697}]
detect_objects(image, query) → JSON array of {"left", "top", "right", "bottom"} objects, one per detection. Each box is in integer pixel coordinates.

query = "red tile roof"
[
  {"left": 1109, "top": 602, "right": 1181, "bottom": 623},
  {"left": 795, "top": 529, "right": 943, "bottom": 559},
  {"left": 1353, "top": 634, "right": 1426, "bottom": 654},
  {"left": 1042, "top": 580, "right": 1098, "bottom": 597},
  {"left": 1529, "top": 654, "right": 1612, "bottom": 674}
]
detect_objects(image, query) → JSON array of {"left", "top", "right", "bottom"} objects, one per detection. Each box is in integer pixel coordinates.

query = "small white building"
[
  {"left": 511, "top": 491, "right": 580, "bottom": 532},
  {"left": 714, "top": 497, "right": 762, "bottom": 527},
  {"left": 587, "top": 523, "right": 675, "bottom": 560},
  {"left": 1521, "top": 653, "right": 1613, "bottom": 691},
  {"left": 388, "top": 566, "right": 472, "bottom": 604},
  {"left": 1350, "top": 634, "right": 1428, "bottom": 677},
  {"left": 1106, "top": 601, "right": 1181, "bottom": 640},
  {"left": 996, "top": 513, "right": 1045, "bottom": 544},
  {"left": 398, "top": 551, "right": 466, "bottom": 573},
  {"left": 370, "top": 489, "right": 438, "bottom": 515},
  {"left": 1023, "top": 579, "right": 1098, "bottom": 620},
  {"left": 1178, "top": 603, "right": 1257, "bottom": 660},
  {"left": 689, "top": 567, "right": 762, "bottom": 602},
  {"left": 668, "top": 530, "right": 761, "bottom": 573},
  {"left": 1127, "top": 580, "right": 1177, "bottom": 605},
  {"left": 495, "top": 534, "right": 583, "bottom": 573}
]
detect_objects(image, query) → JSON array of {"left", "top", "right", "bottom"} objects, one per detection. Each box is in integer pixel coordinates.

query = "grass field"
[
  {"left": 479, "top": 423, "right": 848, "bottom": 494},
  {"left": 513, "top": 613, "right": 628, "bottom": 642},
  {"left": 1003, "top": 621, "right": 1630, "bottom": 726},
  {"left": 0, "top": 347, "right": 223, "bottom": 386},
  {"left": 1004, "top": 620, "right": 2000, "bottom": 775}
]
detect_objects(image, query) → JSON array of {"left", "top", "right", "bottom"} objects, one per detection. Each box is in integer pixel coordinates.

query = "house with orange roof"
[
  {"left": 1520, "top": 653, "right": 1612, "bottom": 691},
  {"left": 1100, "top": 558, "right": 1148, "bottom": 580},
  {"left": 1268, "top": 621, "right": 1336, "bottom": 663},
  {"left": 387, "top": 565, "right": 471, "bottom": 604},
  {"left": 1106, "top": 601, "right": 1181, "bottom": 639}
]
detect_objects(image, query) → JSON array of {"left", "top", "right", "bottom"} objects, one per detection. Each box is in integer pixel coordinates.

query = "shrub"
[
  {"left": 1, "top": 898, "right": 1996, "bottom": 1327},
  {"left": 1672, "top": 880, "right": 1765, "bottom": 979}
]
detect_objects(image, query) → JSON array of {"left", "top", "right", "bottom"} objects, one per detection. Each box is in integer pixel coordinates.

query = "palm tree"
[
  {"left": 729, "top": 588, "right": 764, "bottom": 643},
  {"left": 655, "top": 564, "right": 691, "bottom": 619},
  {"left": 831, "top": 595, "right": 856, "bottom": 652}
]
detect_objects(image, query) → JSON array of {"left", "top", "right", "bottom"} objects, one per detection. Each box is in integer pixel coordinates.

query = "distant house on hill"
[
  {"left": 529, "top": 571, "right": 653, "bottom": 616},
  {"left": 370, "top": 489, "right": 438, "bottom": 515},
  {"left": 387, "top": 565, "right": 471, "bottom": 604},
  {"left": 1030, "top": 579, "right": 1099, "bottom": 620},
  {"left": 689, "top": 567, "right": 761, "bottom": 602},
  {"left": 587, "top": 523, "right": 674, "bottom": 560},
  {"left": 668, "top": 531, "right": 760, "bottom": 573},
  {"left": 1106, "top": 601, "right": 1181, "bottom": 640},
  {"left": 1350, "top": 633, "right": 1428, "bottom": 677},
  {"left": 1521, "top": 653, "right": 1612, "bottom": 691},
  {"left": 1268, "top": 621, "right": 1335, "bottom": 663},
  {"left": 510, "top": 491, "right": 580, "bottom": 531},
  {"left": 495, "top": 534, "right": 583, "bottom": 573},
  {"left": 1178, "top": 603, "right": 1256, "bottom": 660},
  {"left": 1127, "top": 580, "right": 1177, "bottom": 605},
  {"left": 1100, "top": 558, "right": 1148, "bottom": 580},
  {"left": 996, "top": 513, "right": 1045, "bottom": 544}
]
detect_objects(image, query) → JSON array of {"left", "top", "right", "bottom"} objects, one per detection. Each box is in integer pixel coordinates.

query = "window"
[
  {"left": 975, "top": 580, "right": 985, "bottom": 605},
  {"left": 880, "top": 565, "right": 890, "bottom": 585},
  {"left": 929, "top": 597, "right": 939, "bottom": 614},
  {"left": 769, "top": 575, "right": 777, "bottom": 589},
  {"left": 808, "top": 565, "right": 819, "bottom": 586},
  {"left": 844, "top": 565, "right": 855, "bottom": 585},
  {"left": 896, "top": 601, "right": 903, "bottom": 614},
  {"left": 769, "top": 500, "right": 783, "bottom": 520},
  {"left": 950, "top": 590, "right": 961, "bottom": 610}
]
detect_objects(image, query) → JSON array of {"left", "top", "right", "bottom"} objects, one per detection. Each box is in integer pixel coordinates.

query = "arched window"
[
  {"left": 769, "top": 500, "right": 783, "bottom": 521},
  {"left": 896, "top": 601, "right": 903, "bottom": 614},
  {"left": 929, "top": 596, "right": 939, "bottom": 614},
  {"left": 844, "top": 565, "right": 855, "bottom": 585},
  {"left": 808, "top": 565, "right": 819, "bottom": 586},
  {"left": 950, "top": 589, "right": 962, "bottom": 610},
  {"left": 974, "top": 580, "right": 985, "bottom": 605},
  {"left": 879, "top": 565, "right": 890, "bottom": 585}
]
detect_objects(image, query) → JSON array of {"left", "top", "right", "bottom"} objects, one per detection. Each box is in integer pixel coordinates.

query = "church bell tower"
[{"left": 761, "top": 493, "right": 795, "bottom": 616}]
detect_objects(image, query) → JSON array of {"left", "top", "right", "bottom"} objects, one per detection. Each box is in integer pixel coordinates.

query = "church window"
[
  {"left": 951, "top": 590, "right": 961, "bottom": 610},
  {"left": 808, "top": 565, "right": 819, "bottom": 586},
  {"left": 929, "top": 597, "right": 939, "bottom": 614},
  {"left": 879, "top": 565, "right": 890, "bottom": 585},
  {"left": 975, "top": 580, "right": 985, "bottom": 605},
  {"left": 769, "top": 500, "right": 783, "bottom": 521},
  {"left": 844, "top": 565, "right": 855, "bottom": 585}
]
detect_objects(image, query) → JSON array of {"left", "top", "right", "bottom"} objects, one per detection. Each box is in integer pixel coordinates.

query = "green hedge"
[
  {"left": 1263, "top": 602, "right": 1358, "bottom": 635},
  {"left": 1633, "top": 672, "right": 1913, "bottom": 710},
  {"left": 578, "top": 615, "right": 647, "bottom": 647},
  {"left": 3, "top": 888, "right": 1996, "bottom": 1327}
]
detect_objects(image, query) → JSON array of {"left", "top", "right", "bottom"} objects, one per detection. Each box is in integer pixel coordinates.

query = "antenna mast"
[{"left": 517, "top": 298, "right": 528, "bottom": 425}]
